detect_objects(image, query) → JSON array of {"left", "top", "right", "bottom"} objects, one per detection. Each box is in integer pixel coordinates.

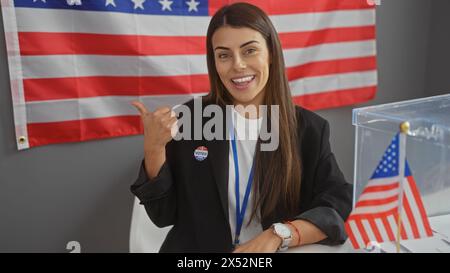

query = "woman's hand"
[
  {"left": 232, "top": 229, "right": 282, "bottom": 253},
  {"left": 132, "top": 101, "right": 178, "bottom": 151},
  {"left": 132, "top": 101, "right": 178, "bottom": 178}
]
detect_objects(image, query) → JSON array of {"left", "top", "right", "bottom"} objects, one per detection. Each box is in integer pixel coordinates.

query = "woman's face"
[{"left": 212, "top": 26, "right": 270, "bottom": 107}]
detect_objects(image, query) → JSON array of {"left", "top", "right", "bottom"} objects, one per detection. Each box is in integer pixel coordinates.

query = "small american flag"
[
  {"left": 1, "top": 0, "right": 376, "bottom": 149},
  {"left": 345, "top": 133, "right": 433, "bottom": 249}
]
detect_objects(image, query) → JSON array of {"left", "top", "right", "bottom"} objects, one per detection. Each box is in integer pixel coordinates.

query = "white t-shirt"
[{"left": 228, "top": 107, "right": 263, "bottom": 245}]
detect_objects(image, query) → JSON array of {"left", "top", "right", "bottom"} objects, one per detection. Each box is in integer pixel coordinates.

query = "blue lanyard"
[{"left": 230, "top": 116, "right": 255, "bottom": 246}]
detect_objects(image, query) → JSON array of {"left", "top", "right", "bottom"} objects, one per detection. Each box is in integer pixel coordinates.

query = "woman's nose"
[{"left": 233, "top": 56, "right": 246, "bottom": 70}]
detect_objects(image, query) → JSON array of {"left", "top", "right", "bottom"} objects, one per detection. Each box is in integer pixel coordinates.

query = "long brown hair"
[{"left": 205, "top": 3, "right": 302, "bottom": 221}]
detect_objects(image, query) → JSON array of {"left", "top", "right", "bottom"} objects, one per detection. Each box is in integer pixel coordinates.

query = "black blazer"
[{"left": 131, "top": 98, "right": 353, "bottom": 253}]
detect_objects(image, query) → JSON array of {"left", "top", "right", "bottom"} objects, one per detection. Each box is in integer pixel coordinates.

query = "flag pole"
[
  {"left": 396, "top": 210, "right": 403, "bottom": 253},
  {"left": 396, "top": 121, "right": 410, "bottom": 253}
]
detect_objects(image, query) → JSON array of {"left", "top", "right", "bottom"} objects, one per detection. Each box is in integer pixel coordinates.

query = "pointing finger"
[{"left": 131, "top": 101, "right": 149, "bottom": 116}]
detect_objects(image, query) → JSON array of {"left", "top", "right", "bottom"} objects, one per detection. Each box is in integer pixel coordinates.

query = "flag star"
[
  {"left": 132, "top": 0, "right": 146, "bottom": 10},
  {"left": 105, "top": 0, "right": 116, "bottom": 7},
  {"left": 186, "top": 0, "right": 200, "bottom": 12},
  {"left": 159, "top": 0, "right": 173, "bottom": 11},
  {"left": 66, "top": 0, "right": 82, "bottom": 5}
]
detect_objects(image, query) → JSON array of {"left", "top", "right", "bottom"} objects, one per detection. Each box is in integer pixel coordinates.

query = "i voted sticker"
[{"left": 194, "top": 146, "right": 208, "bottom": 161}]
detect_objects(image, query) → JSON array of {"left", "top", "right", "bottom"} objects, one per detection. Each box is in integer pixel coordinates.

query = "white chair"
[{"left": 129, "top": 197, "right": 172, "bottom": 253}]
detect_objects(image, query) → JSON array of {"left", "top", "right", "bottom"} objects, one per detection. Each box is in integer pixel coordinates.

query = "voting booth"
[{"left": 352, "top": 94, "right": 450, "bottom": 252}]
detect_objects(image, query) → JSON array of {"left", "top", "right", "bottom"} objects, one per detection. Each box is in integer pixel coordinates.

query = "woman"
[{"left": 131, "top": 3, "right": 352, "bottom": 253}]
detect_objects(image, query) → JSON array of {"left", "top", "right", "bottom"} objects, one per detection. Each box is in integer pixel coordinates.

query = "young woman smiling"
[{"left": 131, "top": 3, "right": 352, "bottom": 253}]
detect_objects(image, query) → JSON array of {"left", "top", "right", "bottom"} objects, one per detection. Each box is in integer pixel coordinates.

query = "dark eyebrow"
[{"left": 214, "top": 40, "right": 259, "bottom": 51}]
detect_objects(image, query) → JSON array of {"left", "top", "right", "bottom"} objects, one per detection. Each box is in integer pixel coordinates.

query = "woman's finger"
[{"left": 131, "top": 101, "right": 149, "bottom": 116}]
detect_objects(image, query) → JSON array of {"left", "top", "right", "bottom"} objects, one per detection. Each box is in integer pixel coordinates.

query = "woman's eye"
[
  {"left": 218, "top": 53, "right": 229, "bottom": 59},
  {"left": 245, "top": 48, "right": 256, "bottom": 55}
]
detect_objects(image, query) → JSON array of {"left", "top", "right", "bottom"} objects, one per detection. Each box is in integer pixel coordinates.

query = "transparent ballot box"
[{"left": 352, "top": 94, "right": 450, "bottom": 253}]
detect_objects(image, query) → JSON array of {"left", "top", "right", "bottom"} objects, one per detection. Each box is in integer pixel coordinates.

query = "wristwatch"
[{"left": 271, "top": 223, "right": 292, "bottom": 251}]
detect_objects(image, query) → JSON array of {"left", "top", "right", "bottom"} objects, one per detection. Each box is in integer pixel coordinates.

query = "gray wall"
[
  {"left": 425, "top": 0, "right": 450, "bottom": 97},
  {"left": 1, "top": 0, "right": 449, "bottom": 252}
]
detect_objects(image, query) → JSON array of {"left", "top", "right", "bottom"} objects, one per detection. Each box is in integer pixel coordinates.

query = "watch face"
[{"left": 275, "top": 224, "right": 291, "bottom": 238}]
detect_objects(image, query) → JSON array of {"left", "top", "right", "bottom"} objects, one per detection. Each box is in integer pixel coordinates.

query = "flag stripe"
[
  {"left": 355, "top": 195, "right": 398, "bottom": 207},
  {"left": 406, "top": 176, "right": 433, "bottom": 236},
  {"left": 21, "top": 40, "right": 376, "bottom": 79},
  {"left": 402, "top": 195, "right": 420, "bottom": 238},
  {"left": 381, "top": 215, "right": 396, "bottom": 241},
  {"left": 21, "top": 54, "right": 209, "bottom": 79},
  {"left": 368, "top": 218, "right": 383, "bottom": 243},
  {"left": 387, "top": 215, "right": 400, "bottom": 241},
  {"left": 18, "top": 26, "right": 375, "bottom": 56},
  {"left": 345, "top": 220, "right": 361, "bottom": 249},
  {"left": 348, "top": 207, "right": 398, "bottom": 221},
  {"left": 25, "top": 94, "right": 205, "bottom": 124},
  {"left": 399, "top": 213, "right": 408, "bottom": 240},
  {"left": 23, "top": 75, "right": 210, "bottom": 101},
  {"left": 374, "top": 218, "right": 390, "bottom": 243},
  {"left": 362, "top": 219, "right": 377, "bottom": 244},
  {"left": 362, "top": 182, "right": 399, "bottom": 194},
  {"left": 403, "top": 179, "right": 428, "bottom": 237},
  {"left": 290, "top": 70, "right": 377, "bottom": 96},
  {"left": 27, "top": 115, "right": 142, "bottom": 148},
  {"left": 351, "top": 200, "right": 398, "bottom": 216},
  {"left": 16, "top": 7, "right": 375, "bottom": 35},
  {"left": 357, "top": 176, "right": 399, "bottom": 188},
  {"left": 358, "top": 187, "right": 399, "bottom": 202},
  {"left": 287, "top": 56, "right": 376, "bottom": 79},
  {"left": 19, "top": 32, "right": 207, "bottom": 56},
  {"left": 400, "top": 204, "right": 414, "bottom": 239},
  {"left": 355, "top": 219, "right": 370, "bottom": 248},
  {"left": 388, "top": 214, "right": 407, "bottom": 241},
  {"left": 292, "top": 86, "right": 376, "bottom": 111},
  {"left": 209, "top": 0, "right": 374, "bottom": 15}
]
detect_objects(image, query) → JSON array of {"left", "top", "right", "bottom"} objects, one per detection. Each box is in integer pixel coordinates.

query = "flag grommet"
[{"left": 18, "top": 136, "right": 26, "bottom": 144}]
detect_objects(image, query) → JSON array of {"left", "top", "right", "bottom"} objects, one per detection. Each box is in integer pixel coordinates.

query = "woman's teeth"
[
  {"left": 231, "top": 75, "right": 255, "bottom": 85},
  {"left": 231, "top": 75, "right": 255, "bottom": 89}
]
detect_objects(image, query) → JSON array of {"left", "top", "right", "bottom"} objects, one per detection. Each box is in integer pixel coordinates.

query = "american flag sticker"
[{"left": 194, "top": 146, "right": 208, "bottom": 161}]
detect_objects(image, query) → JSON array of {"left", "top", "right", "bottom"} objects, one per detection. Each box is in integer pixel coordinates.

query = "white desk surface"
[{"left": 286, "top": 240, "right": 354, "bottom": 253}]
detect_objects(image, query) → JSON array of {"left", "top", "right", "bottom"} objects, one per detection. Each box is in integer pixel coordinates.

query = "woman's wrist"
[
  {"left": 144, "top": 145, "right": 166, "bottom": 156},
  {"left": 144, "top": 146, "right": 166, "bottom": 179},
  {"left": 284, "top": 221, "right": 301, "bottom": 247},
  {"left": 266, "top": 229, "right": 282, "bottom": 249}
]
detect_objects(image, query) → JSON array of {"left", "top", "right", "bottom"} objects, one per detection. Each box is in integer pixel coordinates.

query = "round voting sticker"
[{"left": 194, "top": 146, "right": 208, "bottom": 161}]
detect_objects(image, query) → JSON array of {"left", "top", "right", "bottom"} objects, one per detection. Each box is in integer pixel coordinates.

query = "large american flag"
[
  {"left": 1, "top": 0, "right": 376, "bottom": 150},
  {"left": 345, "top": 133, "right": 433, "bottom": 249}
]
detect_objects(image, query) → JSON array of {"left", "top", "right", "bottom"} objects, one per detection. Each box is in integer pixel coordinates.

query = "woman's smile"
[{"left": 230, "top": 75, "right": 256, "bottom": 91}]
